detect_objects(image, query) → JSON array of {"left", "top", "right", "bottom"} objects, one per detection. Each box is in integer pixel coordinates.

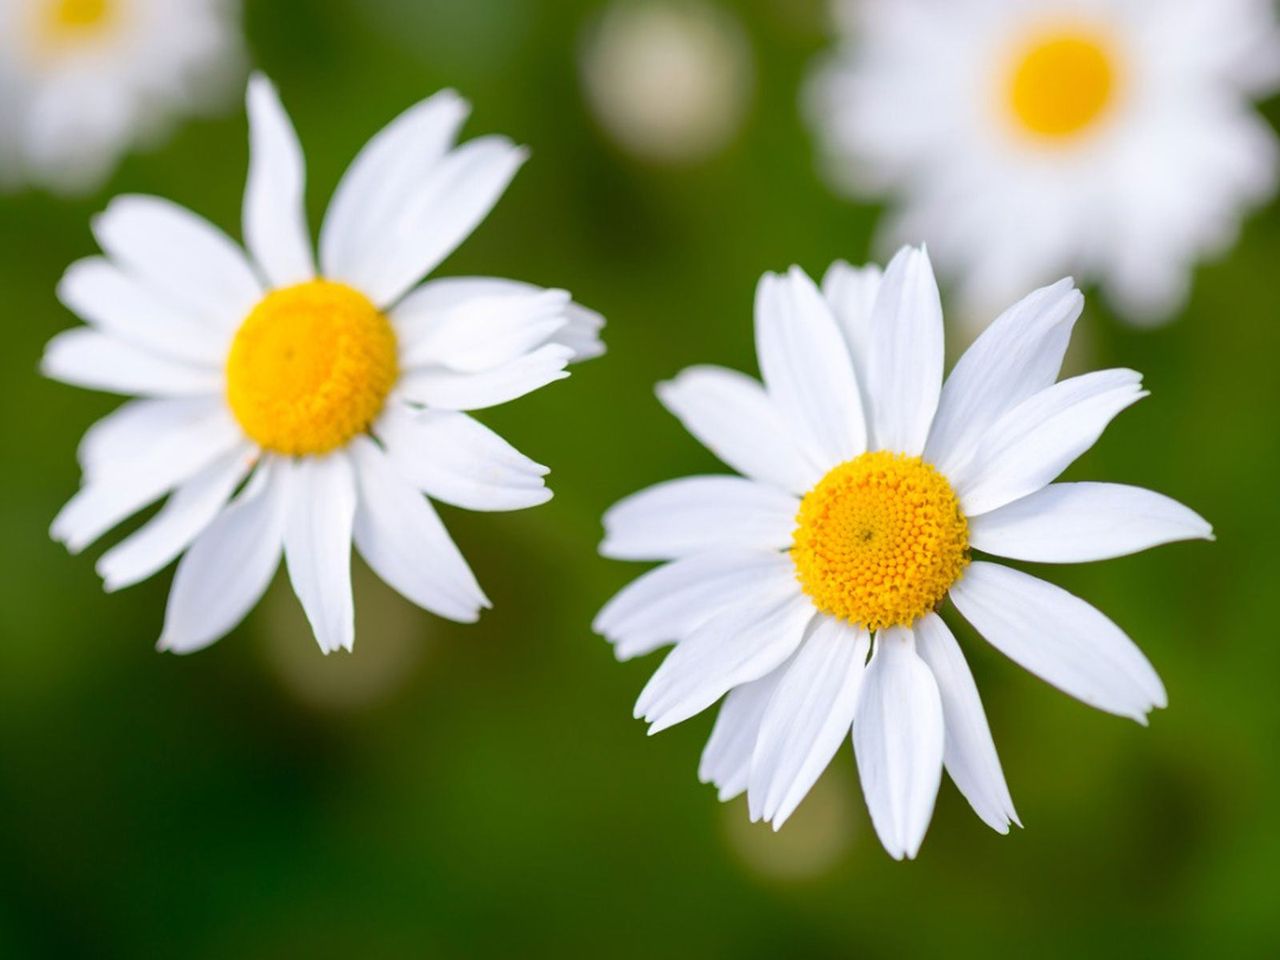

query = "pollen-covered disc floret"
[
  {"left": 226, "top": 279, "right": 399, "bottom": 456},
  {"left": 792, "top": 451, "right": 970, "bottom": 631}
]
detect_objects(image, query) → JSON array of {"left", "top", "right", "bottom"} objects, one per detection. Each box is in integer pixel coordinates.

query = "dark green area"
[{"left": 1, "top": 0, "right": 1278, "bottom": 956}]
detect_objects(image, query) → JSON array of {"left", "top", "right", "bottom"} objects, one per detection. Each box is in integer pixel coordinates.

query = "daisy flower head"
[
  {"left": 44, "top": 74, "right": 605, "bottom": 655},
  {"left": 806, "top": 0, "right": 1280, "bottom": 325},
  {"left": 0, "top": 0, "right": 243, "bottom": 193},
  {"left": 595, "top": 246, "right": 1210, "bottom": 859}
]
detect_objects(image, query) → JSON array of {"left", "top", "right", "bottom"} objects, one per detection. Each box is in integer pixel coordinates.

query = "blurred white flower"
[
  {"left": 596, "top": 248, "right": 1211, "bottom": 859},
  {"left": 44, "top": 74, "right": 604, "bottom": 655},
  {"left": 0, "top": 0, "right": 243, "bottom": 194},
  {"left": 580, "top": 0, "right": 753, "bottom": 164},
  {"left": 806, "top": 0, "right": 1280, "bottom": 325}
]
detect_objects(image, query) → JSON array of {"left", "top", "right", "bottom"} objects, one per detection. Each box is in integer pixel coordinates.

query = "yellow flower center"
[
  {"left": 41, "top": 0, "right": 114, "bottom": 41},
  {"left": 792, "top": 451, "right": 969, "bottom": 631},
  {"left": 226, "top": 280, "right": 399, "bottom": 457},
  {"left": 1006, "top": 29, "right": 1117, "bottom": 141}
]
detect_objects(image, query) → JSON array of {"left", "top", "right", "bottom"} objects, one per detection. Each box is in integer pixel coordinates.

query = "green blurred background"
[{"left": 2, "top": 0, "right": 1278, "bottom": 956}]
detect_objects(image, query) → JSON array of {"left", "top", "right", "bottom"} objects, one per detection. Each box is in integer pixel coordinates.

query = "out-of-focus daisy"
[
  {"left": 806, "top": 0, "right": 1280, "bottom": 324},
  {"left": 580, "top": 0, "right": 753, "bottom": 165},
  {"left": 45, "top": 74, "right": 604, "bottom": 655},
  {"left": 595, "top": 246, "right": 1209, "bottom": 859},
  {"left": 0, "top": 0, "right": 242, "bottom": 193}
]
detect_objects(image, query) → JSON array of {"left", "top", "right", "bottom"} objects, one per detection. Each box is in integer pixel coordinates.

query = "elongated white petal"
[
  {"left": 42, "top": 329, "right": 223, "bottom": 397},
  {"left": 956, "top": 369, "right": 1147, "bottom": 517},
  {"left": 52, "top": 408, "right": 242, "bottom": 553},
  {"left": 863, "top": 245, "right": 943, "bottom": 455},
  {"left": 320, "top": 90, "right": 469, "bottom": 282},
  {"left": 926, "top": 279, "right": 1082, "bottom": 478},
  {"left": 699, "top": 669, "right": 788, "bottom": 801},
  {"left": 969, "top": 482, "right": 1214, "bottom": 563},
  {"left": 349, "top": 436, "right": 489, "bottom": 623},
  {"left": 97, "top": 444, "right": 256, "bottom": 592},
  {"left": 283, "top": 454, "right": 357, "bottom": 654},
  {"left": 749, "top": 617, "right": 870, "bottom": 828},
  {"left": 388, "top": 275, "right": 602, "bottom": 363},
  {"left": 594, "top": 550, "right": 797, "bottom": 661},
  {"left": 57, "top": 258, "right": 226, "bottom": 366},
  {"left": 243, "top": 75, "right": 315, "bottom": 288},
  {"left": 92, "top": 194, "right": 262, "bottom": 328},
  {"left": 395, "top": 344, "right": 572, "bottom": 411},
  {"left": 853, "top": 626, "right": 944, "bottom": 860},
  {"left": 754, "top": 267, "right": 867, "bottom": 467},
  {"left": 375, "top": 404, "right": 550, "bottom": 512},
  {"left": 656, "top": 365, "right": 823, "bottom": 495},
  {"left": 342, "top": 136, "right": 528, "bottom": 308},
  {"left": 636, "top": 592, "right": 814, "bottom": 734},
  {"left": 950, "top": 562, "right": 1167, "bottom": 722},
  {"left": 77, "top": 397, "right": 224, "bottom": 480},
  {"left": 159, "top": 460, "right": 289, "bottom": 654},
  {"left": 913, "top": 613, "right": 1019, "bottom": 834},
  {"left": 821, "top": 260, "right": 882, "bottom": 389},
  {"left": 601, "top": 476, "right": 799, "bottom": 561},
  {"left": 397, "top": 287, "right": 569, "bottom": 373}
]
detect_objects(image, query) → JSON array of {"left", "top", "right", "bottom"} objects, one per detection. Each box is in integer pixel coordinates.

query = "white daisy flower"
[
  {"left": 0, "top": 0, "right": 243, "bottom": 194},
  {"left": 44, "top": 74, "right": 604, "bottom": 655},
  {"left": 595, "top": 246, "right": 1209, "bottom": 859},
  {"left": 805, "top": 0, "right": 1280, "bottom": 324}
]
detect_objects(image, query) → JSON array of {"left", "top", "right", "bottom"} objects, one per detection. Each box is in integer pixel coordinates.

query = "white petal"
[
  {"left": 243, "top": 74, "right": 315, "bottom": 288},
  {"left": 749, "top": 616, "right": 870, "bottom": 828},
  {"left": 699, "top": 669, "right": 787, "bottom": 802},
  {"left": 969, "top": 482, "right": 1214, "bottom": 563},
  {"left": 913, "top": 613, "right": 1019, "bottom": 835},
  {"left": 395, "top": 284, "right": 570, "bottom": 372},
  {"left": 52, "top": 409, "right": 242, "bottom": 553},
  {"left": 656, "top": 365, "right": 823, "bottom": 495},
  {"left": 57, "top": 258, "right": 226, "bottom": 366},
  {"left": 97, "top": 445, "right": 256, "bottom": 592},
  {"left": 349, "top": 436, "right": 489, "bottom": 623},
  {"left": 374, "top": 403, "right": 551, "bottom": 512},
  {"left": 395, "top": 343, "right": 571, "bottom": 411},
  {"left": 636, "top": 592, "right": 814, "bottom": 734},
  {"left": 77, "top": 397, "right": 224, "bottom": 481},
  {"left": 601, "top": 476, "right": 799, "bottom": 561},
  {"left": 92, "top": 194, "right": 262, "bottom": 328},
  {"left": 821, "top": 259, "right": 882, "bottom": 398},
  {"left": 338, "top": 135, "right": 528, "bottom": 308},
  {"left": 283, "top": 453, "right": 358, "bottom": 654},
  {"left": 950, "top": 562, "right": 1167, "bottom": 722},
  {"left": 925, "top": 279, "right": 1082, "bottom": 478},
  {"left": 594, "top": 550, "right": 797, "bottom": 661},
  {"left": 754, "top": 267, "right": 867, "bottom": 467},
  {"left": 862, "top": 245, "right": 944, "bottom": 455},
  {"left": 42, "top": 329, "right": 223, "bottom": 397},
  {"left": 853, "top": 626, "right": 945, "bottom": 860},
  {"left": 955, "top": 370, "right": 1147, "bottom": 517},
  {"left": 319, "top": 90, "right": 469, "bottom": 283},
  {"left": 159, "top": 460, "right": 289, "bottom": 654},
  {"left": 387, "top": 275, "right": 603, "bottom": 363}
]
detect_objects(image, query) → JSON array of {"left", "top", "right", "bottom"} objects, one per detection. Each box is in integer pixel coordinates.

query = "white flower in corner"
[
  {"left": 806, "top": 0, "right": 1280, "bottom": 325},
  {"left": 45, "top": 74, "right": 604, "bottom": 654},
  {"left": 595, "top": 247, "right": 1209, "bottom": 859},
  {"left": 0, "top": 0, "right": 243, "bottom": 193}
]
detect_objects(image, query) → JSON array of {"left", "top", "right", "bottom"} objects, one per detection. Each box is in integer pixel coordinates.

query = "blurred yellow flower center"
[
  {"left": 1007, "top": 30, "right": 1116, "bottom": 140},
  {"left": 226, "top": 280, "right": 398, "bottom": 456},
  {"left": 43, "top": 0, "right": 113, "bottom": 38},
  {"left": 792, "top": 452, "right": 969, "bottom": 631}
]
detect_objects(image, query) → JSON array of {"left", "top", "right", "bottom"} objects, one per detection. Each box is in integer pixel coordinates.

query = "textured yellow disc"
[
  {"left": 226, "top": 280, "right": 398, "bottom": 456},
  {"left": 1008, "top": 31, "right": 1116, "bottom": 140},
  {"left": 792, "top": 451, "right": 970, "bottom": 631}
]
